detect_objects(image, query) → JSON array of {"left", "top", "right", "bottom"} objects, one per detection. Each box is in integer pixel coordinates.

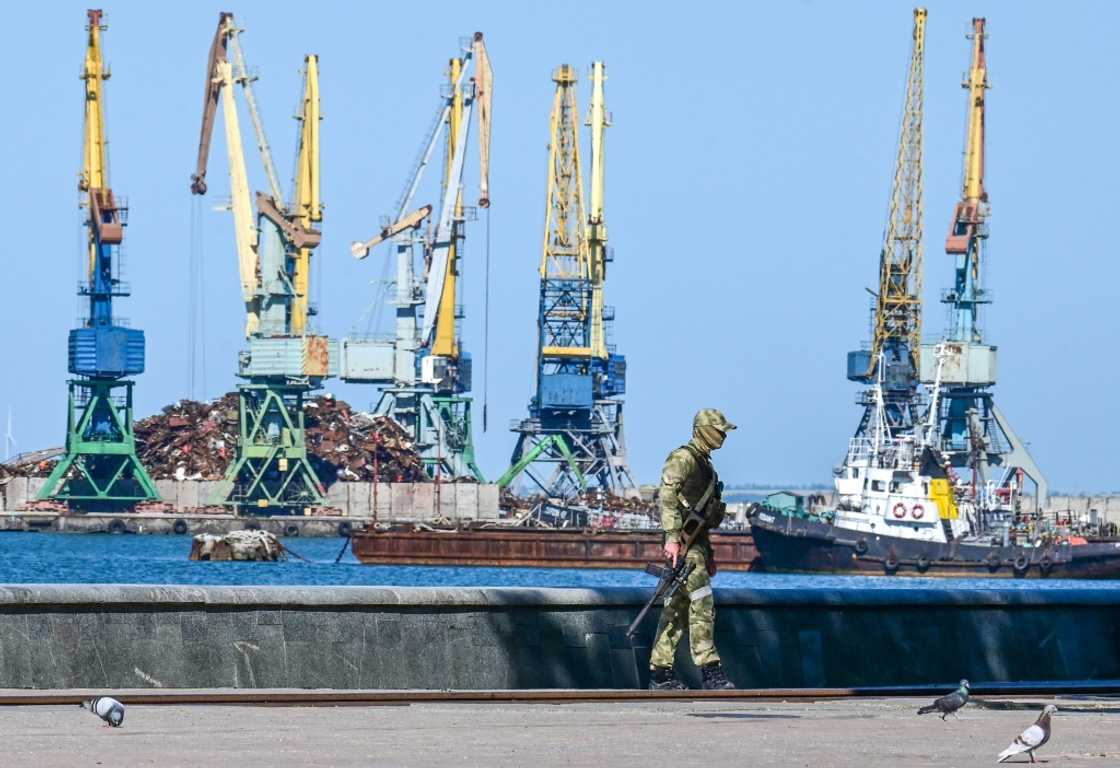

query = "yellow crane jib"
[
  {"left": 81, "top": 8, "right": 113, "bottom": 280},
  {"left": 80, "top": 9, "right": 109, "bottom": 195},
  {"left": 351, "top": 205, "right": 433, "bottom": 260},
  {"left": 291, "top": 53, "right": 322, "bottom": 335},
  {"left": 864, "top": 6, "right": 926, "bottom": 380},
  {"left": 586, "top": 61, "right": 609, "bottom": 362},
  {"left": 945, "top": 16, "right": 989, "bottom": 255}
]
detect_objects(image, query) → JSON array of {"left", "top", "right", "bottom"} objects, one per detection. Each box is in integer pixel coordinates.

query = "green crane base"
[
  {"left": 212, "top": 382, "right": 327, "bottom": 515},
  {"left": 39, "top": 378, "right": 159, "bottom": 511}
]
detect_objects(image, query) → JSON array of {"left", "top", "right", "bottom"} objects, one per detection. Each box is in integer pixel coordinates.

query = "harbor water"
[{"left": 1, "top": 532, "right": 1117, "bottom": 590}]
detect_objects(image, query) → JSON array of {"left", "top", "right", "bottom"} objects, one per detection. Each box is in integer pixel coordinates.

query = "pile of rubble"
[
  {"left": 303, "top": 395, "right": 427, "bottom": 483},
  {"left": 132, "top": 393, "right": 427, "bottom": 484},
  {"left": 134, "top": 394, "right": 240, "bottom": 480},
  {"left": 0, "top": 449, "right": 60, "bottom": 481}
]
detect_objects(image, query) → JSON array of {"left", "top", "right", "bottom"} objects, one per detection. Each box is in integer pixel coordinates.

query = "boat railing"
[{"left": 844, "top": 437, "right": 918, "bottom": 470}]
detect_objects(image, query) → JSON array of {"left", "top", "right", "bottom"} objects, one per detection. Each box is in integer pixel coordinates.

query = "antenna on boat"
[
  {"left": 871, "top": 352, "right": 889, "bottom": 459},
  {"left": 921, "top": 343, "right": 948, "bottom": 450}
]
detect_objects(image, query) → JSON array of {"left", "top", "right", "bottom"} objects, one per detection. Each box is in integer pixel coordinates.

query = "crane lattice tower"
[
  {"left": 504, "top": 63, "right": 636, "bottom": 501},
  {"left": 846, "top": 8, "right": 928, "bottom": 443}
]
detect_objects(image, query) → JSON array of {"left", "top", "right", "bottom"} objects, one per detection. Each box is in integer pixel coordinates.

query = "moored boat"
[
  {"left": 749, "top": 504, "right": 1120, "bottom": 578},
  {"left": 351, "top": 523, "right": 758, "bottom": 570}
]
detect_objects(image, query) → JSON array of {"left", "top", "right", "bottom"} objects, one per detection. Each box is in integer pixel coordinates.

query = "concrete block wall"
[
  {"left": 0, "top": 585, "right": 1116, "bottom": 690},
  {"left": 0, "top": 479, "right": 499, "bottom": 521}
]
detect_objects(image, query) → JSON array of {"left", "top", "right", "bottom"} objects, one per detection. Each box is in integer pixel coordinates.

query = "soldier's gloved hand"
[
  {"left": 706, "top": 558, "right": 717, "bottom": 577},
  {"left": 664, "top": 541, "right": 681, "bottom": 567}
]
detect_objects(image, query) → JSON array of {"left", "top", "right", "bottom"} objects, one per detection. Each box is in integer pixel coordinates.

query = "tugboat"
[{"left": 749, "top": 356, "right": 1120, "bottom": 579}]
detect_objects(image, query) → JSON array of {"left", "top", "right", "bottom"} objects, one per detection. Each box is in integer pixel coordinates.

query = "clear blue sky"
[{"left": 4, "top": 1, "right": 1117, "bottom": 492}]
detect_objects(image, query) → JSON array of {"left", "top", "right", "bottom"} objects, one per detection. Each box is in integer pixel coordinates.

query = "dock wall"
[
  {"left": 0, "top": 585, "right": 1116, "bottom": 690},
  {"left": 0, "top": 480, "right": 500, "bottom": 535}
]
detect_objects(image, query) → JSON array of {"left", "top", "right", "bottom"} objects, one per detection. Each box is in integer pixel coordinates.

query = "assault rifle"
[{"left": 625, "top": 478, "right": 722, "bottom": 638}]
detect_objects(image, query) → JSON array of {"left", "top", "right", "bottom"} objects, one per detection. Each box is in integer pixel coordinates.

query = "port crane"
[
  {"left": 341, "top": 36, "right": 491, "bottom": 481},
  {"left": 191, "top": 12, "right": 338, "bottom": 513},
  {"left": 40, "top": 9, "right": 160, "bottom": 509},
  {"left": 503, "top": 63, "right": 635, "bottom": 500},
  {"left": 919, "top": 18, "right": 1048, "bottom": 504},
  {"left": 845, "top": 8, "right": 927, "bottom": 446}
]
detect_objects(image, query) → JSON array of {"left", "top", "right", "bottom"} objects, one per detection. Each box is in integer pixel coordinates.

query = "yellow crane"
[
  {"left": 40, "top": 9, "right": 158, "bottom": 507},
  {"left": 291, "top": 54, "right": 322, "bottom": 335},
  {"left": 586, "top": 62, "right": 610, "bottom": 362},
  {"left": 190, "top": 13, "right": 336, "bottom": 513}
]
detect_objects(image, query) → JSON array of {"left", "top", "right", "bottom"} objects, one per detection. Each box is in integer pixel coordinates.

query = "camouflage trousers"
[{"left": 649, "top": 546, "right": 720, "bottom": 668}]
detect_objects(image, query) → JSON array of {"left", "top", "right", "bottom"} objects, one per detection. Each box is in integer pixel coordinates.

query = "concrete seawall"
[
  {"left": 0, "top": 479, "right": 501, "bottom": 536},
  {"left": 0, "top": 585, "right": 1116, "bottom": 690}
]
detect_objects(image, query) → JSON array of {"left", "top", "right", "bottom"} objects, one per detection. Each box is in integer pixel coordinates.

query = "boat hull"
[
  {"left": 351, "top": 526, "right": 759, "bottom": 571},
  {"left": 749, "top": 509, "right": 1120, "bottom": 579}
]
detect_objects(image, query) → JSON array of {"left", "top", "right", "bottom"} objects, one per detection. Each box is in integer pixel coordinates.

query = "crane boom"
[
  {"left": 586, "top": 61, "right": 609, "bottom": 361},
  {"left": 473, "top": 32, "right": 493, "bottom": 208},
  {"left": 865, "top": 7, "right": 926, "bottom": 379},
  {"left": 81, "top": 9, "right": 110, "bottom": 281},
  {"left": 190, "top": 12, "right": 232, "bottom": 196},
  {"left": 227, "top": 23, "right": 284, "bottom": 206},
  {"left": 291, "top": 54, "right": 321, "bottom": 335},
  {"left": 218, "top": 56, "right": 259, "bottom": 336},
  {"left": 943, "top": 17, "right": 990, "bottom": 343},
  {"left": 538, "top": 63, "right": 590, "bottom": 361},
  {"left": 80, "top": 10, "right": 108, "bottom": 195},
  {"left": 350, "top": 205, "right": 432, "bottom": 259},
  {"left": 419, "top": 35, "right": 491, "bottom": 349}
]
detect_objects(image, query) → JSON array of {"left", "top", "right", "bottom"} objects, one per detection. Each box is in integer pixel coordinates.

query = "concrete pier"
[
  {"left": 0, "top": 585, "right": 1117, "bottom": 690},
  {"left": 0, "top": 479, "right": 501, "bottom": 536},
  {"left": 1, "top": 695, "right": 1116, "bottom": 768}
]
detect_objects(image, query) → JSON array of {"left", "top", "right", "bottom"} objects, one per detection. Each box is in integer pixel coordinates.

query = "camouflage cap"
[{"left": 693, "top": 408, "right": 737, "bottom": 432}]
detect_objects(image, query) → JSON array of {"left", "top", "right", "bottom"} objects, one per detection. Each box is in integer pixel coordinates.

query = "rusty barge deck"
[{"left": 350, "top": 526, "right": 759, "bottom": 570}]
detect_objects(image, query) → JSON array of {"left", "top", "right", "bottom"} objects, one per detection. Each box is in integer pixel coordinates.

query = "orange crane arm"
[{"left": 191, "top": 12, "right": 233, "bottom": 195}]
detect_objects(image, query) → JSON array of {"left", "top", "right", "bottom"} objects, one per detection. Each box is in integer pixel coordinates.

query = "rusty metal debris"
[{"left": 124, "top": 393, "right": 428, "bottom": 484}]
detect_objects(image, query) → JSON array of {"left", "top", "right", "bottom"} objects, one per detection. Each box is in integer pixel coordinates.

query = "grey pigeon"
[
  {"left": 80, "top": 696, "right": 125, "bottom": 728},
  {"left": 997, "top": 704, "right": 1056, "bottom": 763},
  {"left": 917, "top": 679, "right": 970, "bottom": 720}
]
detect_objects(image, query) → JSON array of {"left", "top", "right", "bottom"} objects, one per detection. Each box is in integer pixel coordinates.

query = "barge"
[{"left": 351, "top": 524, "right": 759, "bottom": 570}]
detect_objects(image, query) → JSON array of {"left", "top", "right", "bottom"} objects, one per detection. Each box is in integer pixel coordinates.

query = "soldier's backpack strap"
[{"left": 680, "top": 443, "right": 716, "bottom": 489}]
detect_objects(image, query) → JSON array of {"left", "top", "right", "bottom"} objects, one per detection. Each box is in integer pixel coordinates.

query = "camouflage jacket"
[{"left": 659, "top": 438, "right": 726, "bottom": 549}]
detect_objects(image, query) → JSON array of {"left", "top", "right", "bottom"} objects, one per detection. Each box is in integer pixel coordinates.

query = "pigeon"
[
  {"left": 917, "top": 679, "right": 970, "bottom": 720},
  {"left": 80, "top": 696, "right": 125, "bottom": 728},
  {"left": 996, "top": 704, "right": 1057, "bottom": 763}
]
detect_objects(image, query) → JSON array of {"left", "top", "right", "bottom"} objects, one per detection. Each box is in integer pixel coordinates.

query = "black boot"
[
  {"left": 701, "top": 662, "right": 735, "bottom": 690},
  {"left": 648, "top": 666, "right": 687, "bottom": 690}
]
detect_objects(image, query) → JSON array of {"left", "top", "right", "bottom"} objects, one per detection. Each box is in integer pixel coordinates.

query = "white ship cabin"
[{"left": 834, "top": 436, "right": 970, "bottom": 543}]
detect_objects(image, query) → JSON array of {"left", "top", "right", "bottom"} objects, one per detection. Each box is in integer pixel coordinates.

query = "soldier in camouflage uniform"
[{"left": 648, "top": 408, "right": 736, "bottom": 691}]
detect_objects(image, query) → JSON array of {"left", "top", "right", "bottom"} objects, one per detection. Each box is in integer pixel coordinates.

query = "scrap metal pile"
[
  {"left": 500, "top": 489, "right": 657, "bottom": 529},
  {"left": 0, "top": 449, "right": 60, "bottom": 481},
  {"left": 132, "top": 394, "right": 427, "bottom": 484}
]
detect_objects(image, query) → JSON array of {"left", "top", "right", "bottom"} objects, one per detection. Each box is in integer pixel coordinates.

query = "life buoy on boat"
[
  {"left": 892, "top": 503, "right": 907, "bottom": 519},
  {"left": 1039, "top": 555, "right": 1054, "bottom": 576},
  {"left": 911, "top": 504, "right": 925, "bottom": 520}
]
